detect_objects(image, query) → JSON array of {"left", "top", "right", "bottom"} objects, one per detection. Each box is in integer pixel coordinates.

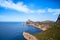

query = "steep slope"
[
  {"left": 34, "top": 23, "right": 60, "bottom": 40},
  {"left": 56, "top": 14, "right": 60, "bottom": 23}
]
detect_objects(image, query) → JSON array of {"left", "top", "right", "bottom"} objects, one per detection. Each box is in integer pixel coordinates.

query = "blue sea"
[{"left": 0, "top": 22, "right": 42, "bottom": 40}]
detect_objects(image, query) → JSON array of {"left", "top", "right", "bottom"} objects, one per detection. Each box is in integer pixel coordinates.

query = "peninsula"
[
  {"left": 23, "top": 14, "right": 60, "bottom": 40},
  {"left": 26, "top": 19, "right": 50, "bottom": 31}
]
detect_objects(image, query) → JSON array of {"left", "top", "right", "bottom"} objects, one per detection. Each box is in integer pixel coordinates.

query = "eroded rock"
[{"left": 23, "top": 32, "right": 37, "bottom": 40}]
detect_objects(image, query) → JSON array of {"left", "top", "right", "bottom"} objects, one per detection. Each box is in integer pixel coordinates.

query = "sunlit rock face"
[
  {"left": 26, "top": 19, "right": 48, "bottom": 31},
  {"left": 56, "top": 14, "right": 60, "bottom": 23},
  {"left": 23, "top": 32, "right": 37, "bottom": 40}
]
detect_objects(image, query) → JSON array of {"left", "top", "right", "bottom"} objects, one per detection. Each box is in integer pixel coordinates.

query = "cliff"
[
  {"left": 23, "top": 32, "right": 37, "bottom": 40},
  {"left": 34, "top": 22, "right": 60, "bottom": 40},
  {"left": 23, "top": 15, "right": 60, "bottom": 40},
  {"left": 56, "top": 14, "right": 60, "bottom": 23},
  {"left": 26, "top": 20, "right": 50, "bottom": 31}
]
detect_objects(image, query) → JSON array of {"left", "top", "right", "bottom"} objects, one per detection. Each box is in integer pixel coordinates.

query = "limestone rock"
[{"left": 23, "top": 32, "right": 37, "bottom": 40}]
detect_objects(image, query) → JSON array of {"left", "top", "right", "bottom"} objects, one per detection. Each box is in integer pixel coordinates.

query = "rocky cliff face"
[
  {"left": 23, "top": 32, "right": 37, "bottom": 40},
  {"left": 26, "top": 20, "right": 49, "bottom": 31},
  {"left": 56, "top": 14, "right": 60, "bottom": 23}
]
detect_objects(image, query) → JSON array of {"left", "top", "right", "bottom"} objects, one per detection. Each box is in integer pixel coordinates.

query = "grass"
[{"left": 34, "top": 22, "right": 60, "bottom": 40}]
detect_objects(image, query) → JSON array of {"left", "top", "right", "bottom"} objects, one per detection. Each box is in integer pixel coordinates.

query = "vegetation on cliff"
[{"left": 34, "top": 22, "right": 60, "bottom": 40}]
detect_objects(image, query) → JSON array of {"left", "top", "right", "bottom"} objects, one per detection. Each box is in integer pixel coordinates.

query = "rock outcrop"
[
  {"left": 23, "top": 20, "right": 51, "bottom": 40},
  {"left": 26, "top": 20, "right": 49, "bottom": 31},
  {"left": 23, "top": 32, "right": 37, "bottom": 40},
  {"left": 56, "top": 14, "right": 60, "bottom": 23}
]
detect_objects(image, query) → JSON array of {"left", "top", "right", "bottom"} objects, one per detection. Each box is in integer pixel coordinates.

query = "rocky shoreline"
[
  {"left": 23, "top": 32, "right": 37, "bottom": 40},
  {"left": 23, "top": 20, "right": 50, "bottom": 40},
  {"left": 23, "top": 14, "right": 60, "bottom": 40},
  {"left": 26, "top": 20, "right": 49, "bottom": 31},
  {"left": 27, "top": 23, "right": 48, "bottom": 31}
]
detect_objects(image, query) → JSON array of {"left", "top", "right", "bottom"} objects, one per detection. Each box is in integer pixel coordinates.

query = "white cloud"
[
  {"left": 48, "top": 8, "right": 60, "bottom": 15},
  {"left": 36, "top": 9, "right": 45, "bottom": 13},
  {"left": 0, "top": 0, "right": 46, "bottom": 14},
  {"left": 0, "top": 0, "right": 30, "bottom": 13},
  {"left": 0, "top": 0, "right": 60, "bottom": 15}
]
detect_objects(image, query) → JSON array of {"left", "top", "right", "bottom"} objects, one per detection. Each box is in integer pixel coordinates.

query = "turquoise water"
[{"left": 0, "top": 22, "right": 42, "bottom": 40}]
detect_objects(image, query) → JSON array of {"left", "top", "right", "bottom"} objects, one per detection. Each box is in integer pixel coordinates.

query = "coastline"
[
  {"left": 23, "top": 32, "right": 37, "bottom": 40},
  {"left": 23, "top": 21, "right": 49, "bottom": 40},
  {"left": 27, "top": 23, "right": 48, "bottom": 31}
]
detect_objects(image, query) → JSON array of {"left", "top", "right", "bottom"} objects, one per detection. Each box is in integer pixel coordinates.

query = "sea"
[{"left": 0, "top": 22, "right": 42, "bottom": 40}]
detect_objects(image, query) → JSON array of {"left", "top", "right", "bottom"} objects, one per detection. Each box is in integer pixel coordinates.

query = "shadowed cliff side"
[{"left": 56, "top": 14, "right": 60, "bottom": 23}]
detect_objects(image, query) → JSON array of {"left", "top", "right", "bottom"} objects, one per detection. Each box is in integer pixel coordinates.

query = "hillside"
[{"left": 34, "top": 22, "right": 60, "bottom": 40}]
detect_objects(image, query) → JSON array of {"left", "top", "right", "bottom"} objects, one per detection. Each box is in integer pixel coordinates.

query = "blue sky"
[{"left": 0, "top": 0, "right": 60, "bottom": 22}]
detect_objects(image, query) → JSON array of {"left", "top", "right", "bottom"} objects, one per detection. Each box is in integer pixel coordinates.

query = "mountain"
[
  {"left": 34, "top": 14, "right": 60, "bottom": 40},
  {"left": 34, "top": 22, "right": 60, "bottom": 40}
]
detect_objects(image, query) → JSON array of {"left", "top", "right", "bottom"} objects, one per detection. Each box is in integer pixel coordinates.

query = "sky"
[{"left": 0, "top": 0, "right": 60, "bottom": 22}]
